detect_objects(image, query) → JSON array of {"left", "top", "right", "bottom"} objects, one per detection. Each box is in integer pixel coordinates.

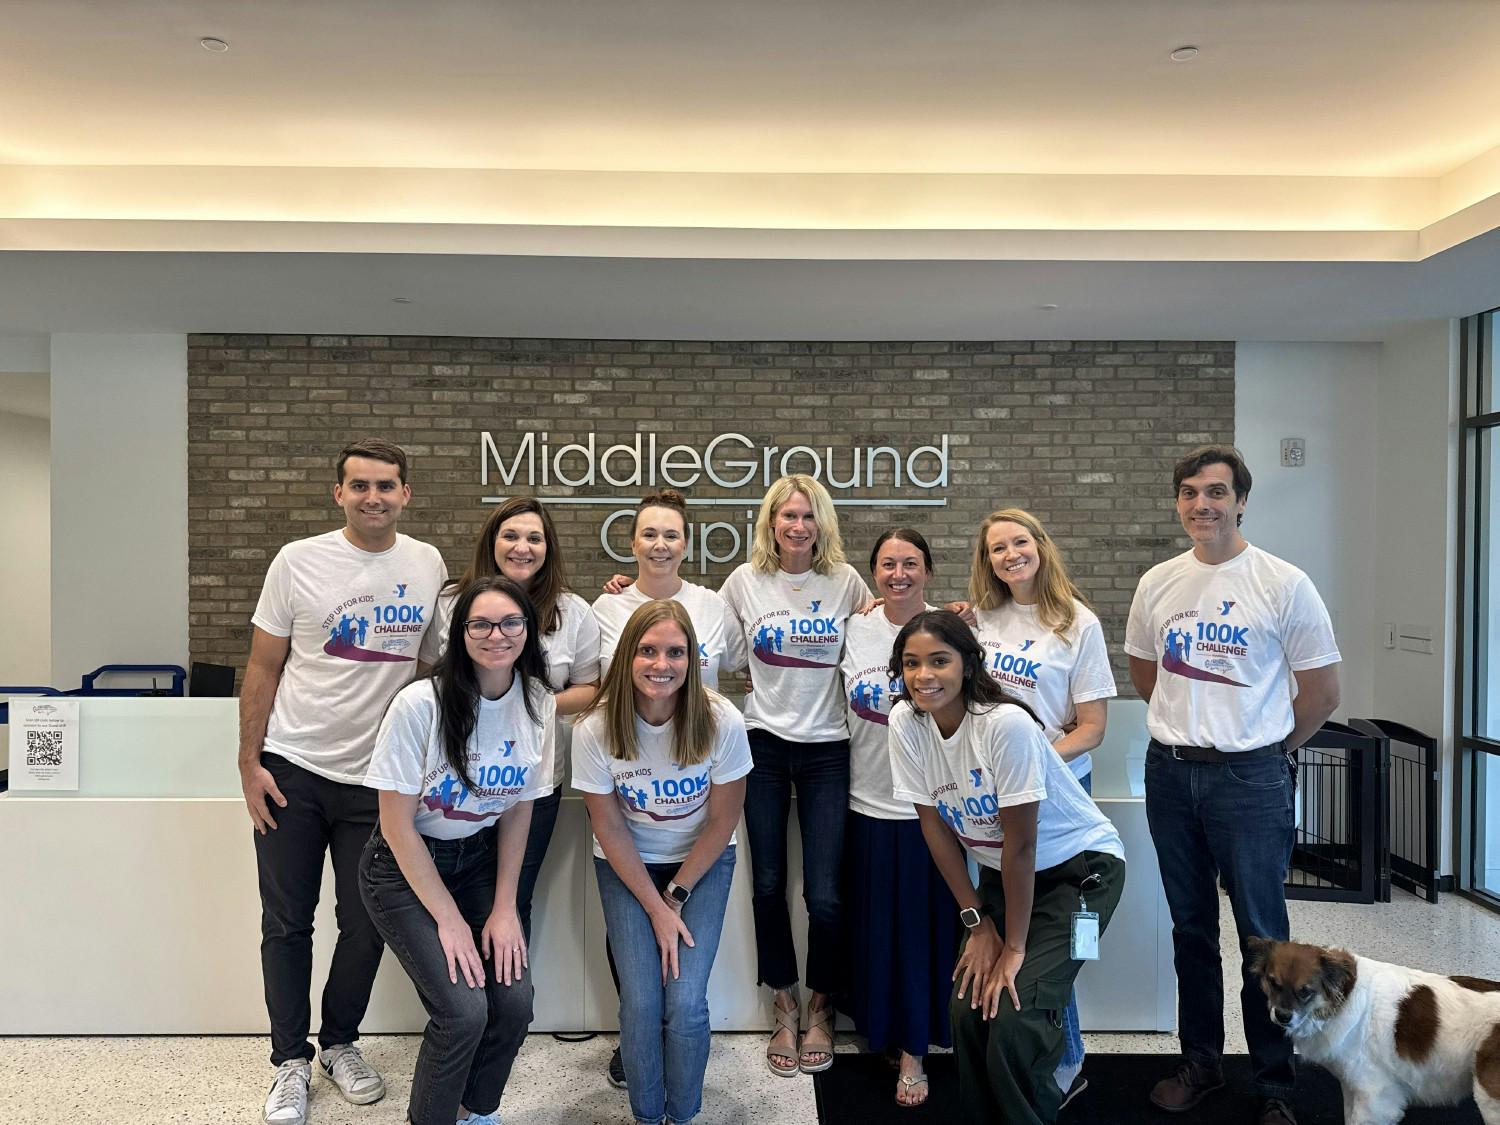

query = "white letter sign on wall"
[{"left": 475, "top": 429, "right": 952, "bottom": 574}]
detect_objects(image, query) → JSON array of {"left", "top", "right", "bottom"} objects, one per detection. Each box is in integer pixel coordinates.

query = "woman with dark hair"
[
  {"left": 358, "top": 575, "right": 555, "bottom": 1125},
  {"left": 573, "top": 599, "right": 751, "bottom": 1125},
  {"left": 719, "top": 474, "right": 873, "bottom": 1077},
  {"left": 593, "top": 488, "right": 746, "bottom": 688},
  {"left": 968, "top": 506, "right": 1116, "bottom": 1097},
  {"left": 887, "top": 610, "right": 1126, "bottom": 1125},
  {"left": 437, "top": 496, "right": 601, "bottom": 940},
  {"left": 839, "top": 529, "right": 959, "bottom": 1107}
]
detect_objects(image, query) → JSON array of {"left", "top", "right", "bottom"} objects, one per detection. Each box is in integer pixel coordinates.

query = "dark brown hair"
[
  {"left": 337, "top": 438, "right": 408, "bottom": 485},
  {"left": 445, "top": 497, "right": 571, "bottom": 635}
]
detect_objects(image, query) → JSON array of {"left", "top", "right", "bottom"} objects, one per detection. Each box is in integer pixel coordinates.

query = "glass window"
[
  {"left": 1474, "top": 750, "right": 1500, "bottom": 897},
  {"left": 1475, "top": 427, "right": 1500, "bottom": 740}
]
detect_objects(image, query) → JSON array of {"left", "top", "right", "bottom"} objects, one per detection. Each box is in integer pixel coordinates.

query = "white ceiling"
[
  {"left": 3, "top": 232, "right": 1497, "bottom": 341},
  {"left": 4, "top": 0, "right": 1500, "bottom": 340},
  {"left": 7, "top": 0, "right": 1500, "bottom": 177}
]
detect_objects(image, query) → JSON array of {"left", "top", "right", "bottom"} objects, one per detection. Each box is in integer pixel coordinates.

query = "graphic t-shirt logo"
[
  {"left": 1161, "top": 611, "right": 1250, "bottom": 687},
  {"left": 420, "top": 758, "right": 531, "bottom": 821},
  {"left": 614, "top": 769, "right": 711, "bottom": 821},
  {"left": 849, "top": 676, "right": 898, "bottom": 725},
  {"left": 322, "top": 584, "right": 426, "bottom": 663},
  {"left": 751, "top": 603, "right": 841, "bottom": 669}
]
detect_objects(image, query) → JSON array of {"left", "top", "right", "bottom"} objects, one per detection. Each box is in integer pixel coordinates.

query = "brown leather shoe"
[
  {"left": 1256, "top": 1097, "right": 1297, "bottom": 1125},
  {"left": 1148, "top": 1058, "right": 1225, "bottom": 1112}
]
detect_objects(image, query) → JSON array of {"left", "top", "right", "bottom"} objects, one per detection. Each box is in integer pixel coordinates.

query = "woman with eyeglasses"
[
  {"left": 968, "top": 507, "right": 1116, "bottom": 1100},
  {"left": 573, "top": 599, "right": 751, "bottom": 1125},
  {"left": 888, "top": 610, "right": 1125, "bottom": 1125},
  {"left": 437, "top": 496, "right": 601, "bottom": 941},
  {"left": 719, "top": 474, "right": 873, "bottom": 1078},
  {"left": 359, "top": 576, "right": 554, "bottom": 1125}
]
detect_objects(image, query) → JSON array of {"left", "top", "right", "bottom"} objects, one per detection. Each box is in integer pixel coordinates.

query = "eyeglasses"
[{"left": 464, "top": 616, "right": 527, "bottom": 639}]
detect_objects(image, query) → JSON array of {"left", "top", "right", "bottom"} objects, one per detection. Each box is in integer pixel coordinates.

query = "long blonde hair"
[
  {"left": 579, "top": 599, "right": 719, "bottom": 766},
  {"left": 967, "top": 507, "right": 1088, "bottom": 642},
  {"left": 749, "top": 474, "right": 847, "bottom": 576}
]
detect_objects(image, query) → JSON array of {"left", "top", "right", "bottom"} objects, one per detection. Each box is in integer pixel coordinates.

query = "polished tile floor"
[{"left": 5, "top": 889, "right": 1497, "bottom": 1124}]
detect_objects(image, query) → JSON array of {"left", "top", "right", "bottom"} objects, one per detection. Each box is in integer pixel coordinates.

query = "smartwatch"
[
  {"left": 959, "top": 903, "right": 995, "bottom": 930},
  {"left": 666, "top": 881, "right": 691, "bottom": 905}
]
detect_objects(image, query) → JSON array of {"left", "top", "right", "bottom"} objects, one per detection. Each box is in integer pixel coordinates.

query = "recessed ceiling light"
[
  {"left": 1170, "top": 46, "right": 1199, "bottom": 61},
  {"left": 199, "top": 37, "right": 229, "bottom": 52},
  {"left": 1037, "top": 303, "right": 1059, "bottom": 311},
  {"left": 392, "top": 297, "right": 414, "bottom": 304}
]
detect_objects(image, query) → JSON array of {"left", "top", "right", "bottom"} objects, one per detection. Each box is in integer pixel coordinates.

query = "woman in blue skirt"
[{"left": 838, "top": 529, "right": 960, "bottom": 1107}]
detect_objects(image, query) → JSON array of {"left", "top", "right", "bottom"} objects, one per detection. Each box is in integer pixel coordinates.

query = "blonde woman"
[
  {"left": 573, "top": 600, "right": 751, "bottom": 1125},
  {"left": 719, "top": 475, "right": 873, "bottom": 1076},
  {"left": 968, "top": 507, "right": 1116, "bottom": 1101}
]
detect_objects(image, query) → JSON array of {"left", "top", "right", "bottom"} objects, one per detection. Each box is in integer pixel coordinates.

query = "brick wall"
[{"left": 187, "top": 335, "right": 1234, "bottom": 691}]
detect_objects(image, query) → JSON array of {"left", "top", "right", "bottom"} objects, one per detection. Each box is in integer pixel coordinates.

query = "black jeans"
[
  {"left": 742, "top": 730, "right": 850, "bottom": 994},
  {"left": 360, "top": 824, "right": 534, "bottom": 1125},
  {"left": 515, "top": 786, "right": 562, "bottom": 943},
  {"left": 252, "top": 752, "right": 384, "bottom": 1066}
]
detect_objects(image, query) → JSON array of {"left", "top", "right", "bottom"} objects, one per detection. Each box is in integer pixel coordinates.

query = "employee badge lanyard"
[{"left": 1071, "top": 868, "right": 1103, "bottom": 961}]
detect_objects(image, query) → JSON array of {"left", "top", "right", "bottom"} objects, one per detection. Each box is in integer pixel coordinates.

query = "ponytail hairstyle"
[
  {"left": 967, "top": 507, "right": 1088, "bottom": 643},
  {"left": 889, "top": 609, "right": 1039, "bottom": 727},
  {"left": 445, "top": 496, "right": 571, "bottom": 635},
  {"left": 579, "top": 599, "right": 720, "bottom": 767},
  {"left": 430, "top": 575, "right": 548, "bottom": 791}
]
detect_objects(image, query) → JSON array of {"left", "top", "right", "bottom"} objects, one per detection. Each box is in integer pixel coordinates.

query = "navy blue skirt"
[{"left": 840, "top": 810, "right": 960, "bottom": 1055}]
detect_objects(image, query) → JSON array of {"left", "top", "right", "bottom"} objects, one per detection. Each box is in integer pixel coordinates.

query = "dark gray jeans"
[{"left": 359, "top": 822, "right": 534, "bottom": 1125}]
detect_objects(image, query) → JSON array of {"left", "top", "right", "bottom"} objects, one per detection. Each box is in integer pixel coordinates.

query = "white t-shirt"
[
  {"left": 1124, "top": 545, "right": 1341, "bottom": 753},
  {"left": 364, "top": 677, "right": 556, "bottom": 841},
  {"left": 889, "top": 701, "right": 1124, "bottom": 873},
  {"left": 840, "top": 606, "right": 935, "bottom": 820},
  {"left": 572, "top": 695, "right": 753, "bottom": 864},
  {"left": 720, "top": 563, "right": 874, "bottom": 743},
  {"left": 974, "top": 600, "right": 1117, "bottom": 781},
  {"left": 592, "top": 580, "right": 748, "bottom": 690},
  {"left": 435, "top": 588, "right": 602, "bottom": 789},
  {"left": 252, "top": 530, "right": 447, "bottom": 784}
]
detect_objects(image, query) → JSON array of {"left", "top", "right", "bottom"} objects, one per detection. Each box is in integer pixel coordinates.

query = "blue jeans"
[
  {"left": 742, "top": 730, "right": 849, "bottom": 994},
  {"left": 1144, "top": 744, "right": 1296, "bottom": 1099},
  {"left": 1056, "top": 770, "right": 1090, "bottom": 1082},
  {"left": 595, "top": 847, "right": 736, "bottom": 1125},
  {"left": 359, "top": 824, "right": 535, "bottom": 1125}
]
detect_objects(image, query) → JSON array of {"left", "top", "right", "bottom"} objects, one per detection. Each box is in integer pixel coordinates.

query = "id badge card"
[{"left": 1070, "top": 911, "right": 1100, "bottom": 960}]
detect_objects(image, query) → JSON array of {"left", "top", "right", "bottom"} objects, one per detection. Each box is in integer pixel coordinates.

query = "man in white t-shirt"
[
  {"left": 238, "top": 439, "right": 447, "bottom": 1125},
  {"left": 1125, "top": 445, "right": 1340, "bottom": 1125}
]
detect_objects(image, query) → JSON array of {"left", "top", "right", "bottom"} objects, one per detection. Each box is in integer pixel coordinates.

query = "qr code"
[{"left": 26, "top": 729, "right": 63, "bottom": 767}]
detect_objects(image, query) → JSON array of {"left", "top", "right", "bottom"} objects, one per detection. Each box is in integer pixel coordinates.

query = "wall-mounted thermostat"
[{"left": 1280, "top": 438, "right": 1305, "bottom": 467}]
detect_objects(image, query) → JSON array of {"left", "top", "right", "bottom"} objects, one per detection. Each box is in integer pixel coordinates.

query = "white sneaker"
[
  {"left": 318, "top": 1043, "right": 386, "bottom": 1105},
  {"left": 263, "top": 1059, "right": 310, "bottom": 1125},
  {"left": 459, "top": 1113, "right": 503, "bottom": 1125}
]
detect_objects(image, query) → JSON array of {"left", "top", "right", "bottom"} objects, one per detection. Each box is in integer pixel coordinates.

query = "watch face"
[
  {"left": 669, "top": 884, "right": 689, "bottom": 902},
  {"left": 960, "top": 907, "right": 980, "bottom": 928}
]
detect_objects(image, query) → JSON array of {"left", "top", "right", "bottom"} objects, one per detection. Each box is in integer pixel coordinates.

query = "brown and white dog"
[{"left": 1247, "top": 936, "right": 1500, "bottom": 1124}]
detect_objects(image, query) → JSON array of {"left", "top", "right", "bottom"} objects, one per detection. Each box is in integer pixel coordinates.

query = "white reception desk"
[{"left": 0, "top": 697, "right": 1172, "bottom": 1035}]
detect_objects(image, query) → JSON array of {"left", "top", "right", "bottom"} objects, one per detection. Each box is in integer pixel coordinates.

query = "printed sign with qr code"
[
  {"left": 9, "top": 698, "right": 80, "bottom": 790},
  {"left": 26, "top": 729, "right": 65, "bottom": 767}
]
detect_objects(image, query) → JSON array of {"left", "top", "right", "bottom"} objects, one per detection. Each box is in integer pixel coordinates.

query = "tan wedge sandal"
[
  {"left": 766, "top": 999, "right": 800, "bottom": 1077},
  {"left": 798, "top": 1003, "right": 835, "bottom": 1074}
]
